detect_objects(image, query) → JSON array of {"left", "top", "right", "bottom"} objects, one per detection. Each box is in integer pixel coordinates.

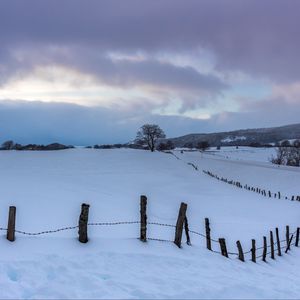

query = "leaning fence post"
[
  {"left": 296, "top": 228, "right": 300, "bottom": 247},
  {"left": 262, "top": 236, "right": 267, "bottom": 262},
  {"left": 275, "top": 228, "right": 282, "bottom": 256},
  {"left": 236, "top": 240, "right": 244, "bottom": 262},
  {"left": 140, "top": 195, "right": 147, "bottom": 242},
  {"left": 174, "top": 202, "right": 187, "bottom": 248},
  {"left": 205, "top": 218, "right": 212, "bottom": 250},
  {"left": 78, "top": 203, "right": 90, "bottom": 243},
  {"left": 251, "top": 239, "right": 256, "bottom": 263},
  {"left": 285, "top": 234, "right": 294, "bottom": 253},
  {"left": 270, "top": 231, "right": 275, "bottom": 259},
  {"left": 219, "top": 238, "right": 228, "bottom": 258},
  {"left": 7, "top": 206, "right": 16, "bottom": 242},
  {"left": 286, "top": 225, "right": 290, "bottom": 250},
  {"left": 184, "top": 216, "right": 191, "bottom": 245}
]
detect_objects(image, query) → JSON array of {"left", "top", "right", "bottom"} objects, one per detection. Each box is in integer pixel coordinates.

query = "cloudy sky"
[{"left": 0, "top": 0, "right": 299, "bottom": 145}]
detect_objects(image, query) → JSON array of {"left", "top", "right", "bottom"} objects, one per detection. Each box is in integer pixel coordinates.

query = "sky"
[{"left": 0, "top": 0, "right": 299, "bottom": 145}]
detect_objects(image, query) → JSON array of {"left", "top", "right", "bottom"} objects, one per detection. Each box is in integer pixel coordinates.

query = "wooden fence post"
[
  {"left": 219, "top": 238, "right": 228, "bottom": 258},
  {"left": 251, "top": 239, "right": 256, "bottom": 263},
  {"left": 78, "top": 203, "right": 90, "bottom": 243},
  {"left": 262, "top": 236, "right": 267, "bottom": 262},
  {"left": 296, "top": 228, "right": 300, "bottom": 247},
  {"left": 7, "top": 206, "right": 16, "bottom": 242},
  {"left": 174, "top": 202, "right": 187, "bottom": 248},
  {"left": 236, "top": 240, "right": 244, "bottom": 262},
  {"left": 184, "top": 216, "right": 191, "bottom": 245},
  {"left": 286, "top": 225, "right": 290, "bottom": 250},
  {"left": 285, "top": 235, "right": 294, "bottom": 253},
  {"left": 275, "top": 228, "right": 282, "bottom": 256},
  {"left": 270, "top": 231, "right": 275, "bottom": 259},
  {"left": 140, "top": 195, "right": 147, "bottom": 242},
  {"left": 205, "top": 218, "right": 212, "bottom": 250}
]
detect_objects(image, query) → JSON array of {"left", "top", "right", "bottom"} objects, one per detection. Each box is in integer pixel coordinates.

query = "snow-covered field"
[{"left": 0, "top": 147, "right": 299, "bottom": 299}]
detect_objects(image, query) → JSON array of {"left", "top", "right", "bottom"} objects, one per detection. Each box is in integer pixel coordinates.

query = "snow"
[
  {"left": 221, "top": 136, "right": 247, "bottom": 143},
  {"left": 0, "top": 148, "right": 299, "bottom": 299}
]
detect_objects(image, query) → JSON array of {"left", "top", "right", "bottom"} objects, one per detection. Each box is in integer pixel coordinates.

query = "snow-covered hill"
[{"left": 0, "top": 148, "right": 299, "bottom": 298}]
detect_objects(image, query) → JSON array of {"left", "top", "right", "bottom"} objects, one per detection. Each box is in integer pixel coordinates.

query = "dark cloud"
[
  {"left": 0, "top": 0, "right": 299, "bottom": 82},
  {"left": 66, "top": 50, "right": 227, "bottom": 93}
]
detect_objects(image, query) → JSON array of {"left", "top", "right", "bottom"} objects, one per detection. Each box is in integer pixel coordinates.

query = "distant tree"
[
  {"left": 281, "top": 140, "right": 291, "bottom": 147},
  {"left": 135, "top": 124, "right": 166, "bottom": 152},
  {"left": 293, "top": 140, "right": 300, "bottom": 148},
  {"left": 157, "top": 140, "right": 175, "bottom": 151},
  {"left": 183, "top": 142, "right": 193, "bottom": 149},
  {"left": 1, "top": 140, "right": 15, "bottom": 150},
  {"left": 249, "top": 142, "right": 261, "bottom": 147},
  {"left": 270, "top": 147, "right": 288, "bottom": 165},
  {"left": 286, "top": 147, "right": 300, "bottom": 167},
  {"left": 270, "top": 143, "right": 300, "bottom": 167},
  {"left": 196, "top": 141, "right": 210, "bottom": 151}
]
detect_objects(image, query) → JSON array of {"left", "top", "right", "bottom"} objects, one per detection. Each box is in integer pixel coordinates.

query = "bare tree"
[
  {"left": 270, "top": 146, "right": 290, "bottom": 165},
  {"left": 270, "top": 141, "right": 300, "bottom": 167},
  {"left": 135, "top": 124, "right": 166, "bottom": 152},
  {"left": 287, "top": 147, "right": 300, "bottom": 167}
]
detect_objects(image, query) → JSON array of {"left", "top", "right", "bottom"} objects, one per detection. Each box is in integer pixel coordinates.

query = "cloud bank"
[{"left": 0, "top": 0, "right": 299, "bottom": 144}]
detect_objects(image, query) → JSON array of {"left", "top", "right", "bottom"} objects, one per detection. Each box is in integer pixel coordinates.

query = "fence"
[
  {"left": 1, "top": 198, "right": 299, "bottom": 264},
  {"left": 168, "top": 151, "right": 300, "bottom": 202},
  {"left": 203, "top": 170, "right": 300, "bottom": 202}
]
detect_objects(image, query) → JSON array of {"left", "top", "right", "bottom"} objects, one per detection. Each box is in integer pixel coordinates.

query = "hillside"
[
  {"left": 0, "top": 148, "right": 300, "bottom": 298},
  {"left": 166, "top": 123, "right": 300, "bottom": 147}
]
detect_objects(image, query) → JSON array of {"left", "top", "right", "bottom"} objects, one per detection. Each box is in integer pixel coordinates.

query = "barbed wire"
[
  {"left": 1, "top": 218, "right": 299, "bottom": 263},
  {"left": 147, "top": 237, "right": 173, "bottom": 243},
  {"left": 148, "top": 222, "right": 176, "bottom": 228},
  {"left": 88, "top": 221, "right": 140, "bottom": 226},
  {"left": 15, "top": 226, "right": 79, "bottom": 236}
]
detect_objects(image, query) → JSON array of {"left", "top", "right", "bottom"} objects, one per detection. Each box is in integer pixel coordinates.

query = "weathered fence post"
[
  {"left": 205, "top": 218, "right": 212, "bottom": 250},
  {"left": 78, "top": 203, "right": 90, "bottom": 243},
  {"left": 251, "top": 239, "right": 256, "bottom": 263},
  {"left": 174, "top": 202, "right": 187, "bottom": 248},
  {"left": 262, "top": 236, "right": 267, "bottom": 262},
  {"left": 275, "top": 228, "right": 282, "bottom": 256},
  {"left": 140, "top": 195, "right": 147, "bottom": 242},
  {"left": 286, "top": 225, "right": 290, "bottom": 250},
  {"left": 219, "top": 238, "right": 228, "bottom": 258},
  {"left": 268, "top": 191, "right": 271, "bottom": 197},
  {"left": 296, "top": 228, "right": 300, "bottom": 247},
  {"left": 270, "top": 231, "right": 275, "bottom": 259},
  {"left": 184, "top": 216, "right": 191, "bottom": 245},
  {"left": 285, "top": 234, "right": 294, "bottom": 253},
  {"left": 7, "top": 206, "right": 16, "bottom": 242},
  {"left": 236, "top": 240, "right": 244, "bottom": 262}
]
